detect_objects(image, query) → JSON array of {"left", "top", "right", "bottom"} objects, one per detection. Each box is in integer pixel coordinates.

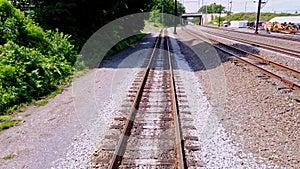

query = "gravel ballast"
[
  {"left": 173, "top": 26, "right": 300, "bottom": 168},
  {"left": 193, "top": 25, "right": 300, "bottom": 72}
]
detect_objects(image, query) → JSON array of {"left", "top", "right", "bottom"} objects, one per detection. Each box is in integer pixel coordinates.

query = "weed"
[
  {"left": 0, "top": 119, "right": 19, "bottom": 131},
  {"left": 36, "top": 100, "right": 48, "bottom": 106},
  {"left": 0, "top": 115, "right": 10, "bottom": 122},
  {"left": 2, "top": 154, "right": 15, "bottom": 160},
  {"left": 24, "top": 113, "right": 31, "bottom": 117}
]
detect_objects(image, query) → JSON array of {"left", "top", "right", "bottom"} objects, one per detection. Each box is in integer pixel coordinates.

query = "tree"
[
  {"left": 9, "top": 0, "right": 182, "bottom": 51},
  {"left": 148, "top": 0, "right": 185, "bottom": 26},
  {"left": 150, "top": 0, "right": 185, "bottom": 15},
  {"left": 10, "top": 0, "right": 153, "bottom": 50},
  {"left": 198, "top": 3, "right": 225, "bottom": 14}
]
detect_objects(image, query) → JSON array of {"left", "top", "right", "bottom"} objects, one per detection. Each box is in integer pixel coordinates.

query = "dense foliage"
[
  {"left": 150, "top": 0, "right": 185, "bottom": 15},
  {"left": 8, "top": 0, "right": 154, "bottom": 51},
  {"left": 198, "top": 3, "right": 226, "bottom": 14},
  {"left": 148, "top": 0, "right": 185, "bottom": 26},
  {"left": 10, "top": 0, "right": 184, "bottom": 51},
  {"left": 0, "top": 0, "right": 79, "bottom": 114},
  {"left": 1, "top": 0, "right": 185, "bottom": 114}
]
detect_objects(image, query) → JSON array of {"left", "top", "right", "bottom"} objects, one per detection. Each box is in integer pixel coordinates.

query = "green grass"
[
  {"left": 145, "top": 20, "right": 164, "bottom": 28},
  {"left": 2, "top": 154, "right": 15, "bottom": 160},
  {"left": 0, "top": 82, "right": 69, "bottom": 117},
  {"left": 0, "top": 115, "right": 10, "bottom": 122},
  {"left": 35, "top": 100, "right": 48, "bottom": 106},
  {"left": 73, "top": 68, "right": 89, "bottom": 78},
  {"left": 105, "top": 33, "right": 147, "bottom": 57},
  {"left": 0, "top": 116, "right": 19, "bottom": 131},
  {"left": 32, "top": 81, "right": 70, "bottom": 107}
]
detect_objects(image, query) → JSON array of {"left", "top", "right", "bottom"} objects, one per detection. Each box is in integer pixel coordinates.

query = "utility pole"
[
  {"left": 228, "top": 0, "right": 230, "bottom": 11},
  {"left": 205, "top": 3, "right": 207, "bottom": 25},
  {"left": 245, "top": 1, "right": 247, "bottom": 12},
  {"left": 255, "top": 0, "right": 262, "bottom": 34},
  {"left": 162, "top": 1, "right": 164, "bottom": 25},
  {"left": 218, "top": 9, "right": 221, "bottom": 27},
  {"left": 174, "top": 0, "right": 178, "bottom": 34}
]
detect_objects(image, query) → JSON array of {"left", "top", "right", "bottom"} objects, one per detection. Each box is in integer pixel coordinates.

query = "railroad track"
[
  {"left": 91, "top": 29, "right": 201, "bottom": 168},
  {"left": 182, "top": 26, "right": 300, "bottom": 91},
  {"left": 199, "top": 26, "right": 300, "bottom": 59},
  {"left": 203, "top": 25, "right": 300, "bottom": 42}
]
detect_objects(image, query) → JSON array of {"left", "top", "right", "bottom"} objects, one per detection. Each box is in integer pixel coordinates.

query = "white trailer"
[{"left": 230, "top": 20, "right": 248, "bottom": 28}]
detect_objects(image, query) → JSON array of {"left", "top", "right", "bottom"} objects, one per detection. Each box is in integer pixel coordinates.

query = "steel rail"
[
  {"left": 202, "top": 25, "right": 300, "bottom": 42},
  {"left": 183, "top": 27, "right": 300, "bottom": 91},
  {"left": 201, "top": 28, "right": 300, "bottom": 59},
  {"left": 109, "top": 29, "right": 187, "bottom": 168},
  {"left": 185, "top": 27, "right": 300, "bottom": 77},
  {"left": 206, "top": 38, "right": 300, "bottom": 78},
  {"left": 108, "top": 29, "right": 163, "bottom": 168},
  {"left": 165, "top": 30, "right": 187, "bottom": 169}
]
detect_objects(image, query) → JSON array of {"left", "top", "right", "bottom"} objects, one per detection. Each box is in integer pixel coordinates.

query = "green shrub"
[{"left": 0, "top": 0, "right": 79, "bottom": 114}]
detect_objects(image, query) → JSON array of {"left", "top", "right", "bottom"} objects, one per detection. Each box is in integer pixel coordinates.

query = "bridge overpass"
[{"left": 181, "top": 13, "right": 203, "bottom": 25}]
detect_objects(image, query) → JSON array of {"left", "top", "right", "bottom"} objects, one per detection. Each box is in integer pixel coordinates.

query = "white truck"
[{"left": 230, "top": 20, "right": 248, "bottom": 28}]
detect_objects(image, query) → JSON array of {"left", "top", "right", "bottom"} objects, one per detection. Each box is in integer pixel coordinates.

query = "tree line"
[
  {"left": 9, "top": 0, "right": 184, "bottom": 51},
  {"left": 0, "top": 0, "right": 185, "bottom": 115}
]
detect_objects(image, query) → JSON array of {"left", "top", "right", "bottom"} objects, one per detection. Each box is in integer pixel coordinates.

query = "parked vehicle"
[
  {"left": 223, "top": 21, "right": 230, "bottom": 27},
  {"left": 230, "top": 20, "right": 248, "bottom": 28}
]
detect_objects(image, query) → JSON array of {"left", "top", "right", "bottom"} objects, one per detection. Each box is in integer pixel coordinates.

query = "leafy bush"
[{"left": 0, "top": 0, "right": 79, "bottom": 114}]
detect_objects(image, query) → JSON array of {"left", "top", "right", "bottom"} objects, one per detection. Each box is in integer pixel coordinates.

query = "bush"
[{"left": 0, "top": 0, "right": 79, "bottom": 114}]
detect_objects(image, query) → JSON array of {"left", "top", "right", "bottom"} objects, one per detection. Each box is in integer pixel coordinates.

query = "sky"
[{"left": 180, "top": 0, "right": 300, "bottom": 13}]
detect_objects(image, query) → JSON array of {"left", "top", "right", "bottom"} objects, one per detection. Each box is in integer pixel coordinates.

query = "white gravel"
[
  {"left": 168, "top": 28, "right": 279, "bottom": 168},
  {"left": 52, "top": 35, "right": 156, "bottom": 168}
]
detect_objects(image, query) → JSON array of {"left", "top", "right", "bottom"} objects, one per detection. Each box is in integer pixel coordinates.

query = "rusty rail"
[
  {"left": 165, "top": 30, "right": 186, "bottom": 169},
  {"left": 108, "top": 30, "right": 162, "bottom": 168},
  {"left": 108, "top": 29, "right": 186, "bottom": 168},
  {"left": 202, "top": 25, "right": 300, "bottom": 42},
  {"left": 202, "top": 28, "right": 300, "bottom": 59},
  {"left": 183, "top": 27, "right": 300, "bottom": 92}
]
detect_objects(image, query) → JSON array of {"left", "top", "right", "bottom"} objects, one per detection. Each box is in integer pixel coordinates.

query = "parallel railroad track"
[
  {"left": 199, "top": 26, "right": 300, "bottom": 59},
  {"left": 183, "top": 26, "right": 300, "bottom": 91},
  {"left": 203, "top": 25, "right": 300, "bottom": 42},
  {"left": 91, "top": 29, "right": 199, "bottom": 168}
]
